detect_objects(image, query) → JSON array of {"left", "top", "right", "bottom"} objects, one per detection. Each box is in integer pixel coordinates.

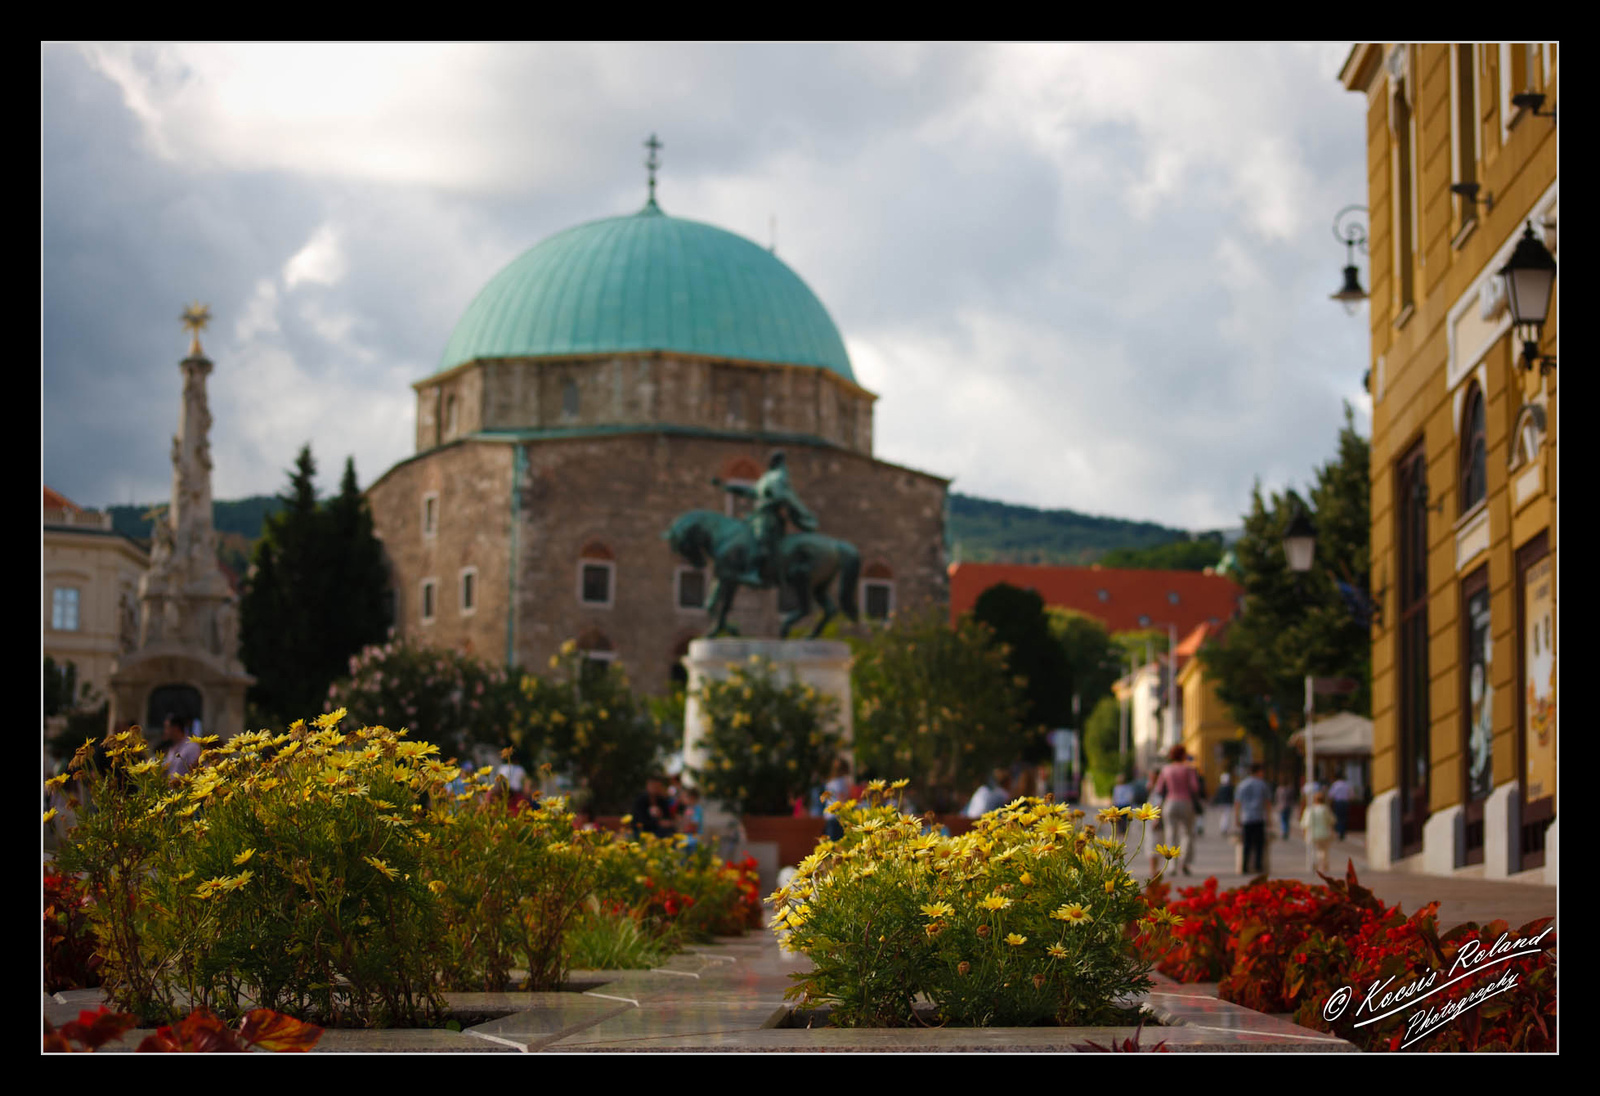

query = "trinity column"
[{"left": 108, "top": 304, "right": 253, "bottom": 739}]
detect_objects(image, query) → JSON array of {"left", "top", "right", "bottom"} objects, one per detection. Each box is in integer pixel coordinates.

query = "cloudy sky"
[{"left": 42, "top": 42, "right": 1371, "bottom": 532}]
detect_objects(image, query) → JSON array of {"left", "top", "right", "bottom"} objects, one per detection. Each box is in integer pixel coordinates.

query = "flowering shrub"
[
  {"left": 44, "top": 868, "right": 101, "bottom": 992},
  {"left": 1154, "top": 863, "right": 1557, "bottom": 1051},
  {"left": 691, "top": 656, "right": 842, "bottom": 815},
  {"left": 519, "top": 642, "right": 675, "bottom": 815},
  {"left": 849, "top": 609, "right": 1026, "bottom": 812},
  {"left": 427, "top": 777, "right": 611, "bottom": 992},
  {"left": 52, "top": 718, "right": 449, "bottom": 1027},
  {"left": 45, "top": 716, "right": 761, "bottom": 1030},
  {"left": 327, "top": 638, "right": 523, "bottom": 758},
  {"left": 773, "top": 787, "right": 1176, "bottom": 1027}
]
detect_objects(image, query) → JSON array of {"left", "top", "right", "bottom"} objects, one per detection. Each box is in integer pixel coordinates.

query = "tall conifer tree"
[{"left": 241, "top": 446, "right": 390, "bottom": 726}]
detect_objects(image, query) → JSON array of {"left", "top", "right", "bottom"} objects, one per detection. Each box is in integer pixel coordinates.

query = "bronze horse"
[{"left": 664, "top": 510, "right": 860, "bottom": 638}]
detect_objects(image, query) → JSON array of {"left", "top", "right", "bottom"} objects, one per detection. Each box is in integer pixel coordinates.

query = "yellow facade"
[
  {"left": 1177, "top": 650, "right": 1245, "bottom": 796},
  {"left": 1342, "top": 44, "right": 1556, "bottom": 881}
]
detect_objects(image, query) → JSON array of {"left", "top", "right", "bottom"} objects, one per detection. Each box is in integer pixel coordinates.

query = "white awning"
[{"left": 1289, "top": 711, "right": 1373, "bottom": 756}]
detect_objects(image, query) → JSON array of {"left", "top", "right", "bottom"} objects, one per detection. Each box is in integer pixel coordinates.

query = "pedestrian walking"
[
  {"left": 1233, "top": 763, "right": 1272, "bottom": 875},
  {"left": 1274, "top": 781, "right": 1294, "bottom": 840},
  {"left": 1302, "top": 789, "right": 1336, "bottom": 872},
  {"left": 1329, "top": 776, "right": 1354, "bottom": 841},
  {"left": 1213, "top": 771, "right": 1235, "bottom": 837},
  {"left": 1150, "top": 745, "right": 1202, "bottom": 877}
]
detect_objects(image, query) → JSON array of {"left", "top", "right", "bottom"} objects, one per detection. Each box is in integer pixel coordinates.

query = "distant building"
[
  {"left": 367, "top": 187, "right": 949, "bottom": 695},
  {"left": 947, "top": 562, "right": 1242, "bottom": 636},
  {"left": 1341, "top": 44, "right": 1556, "bottom": 883},
  {"left": 1173, "top": 621, "right": 1249, "bottom": 798},
  {"left": 43, "top": 486, "right": 147, "bottom": 710}
]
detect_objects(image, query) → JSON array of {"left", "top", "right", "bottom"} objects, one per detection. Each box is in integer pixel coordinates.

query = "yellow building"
[
  {"left": 43, "top": 486, "right": 147, "bottom": 714},
  {"left": 1341, "top": 44, "right": 1556, "bottom": 882},
  {"left": 1174, "top": 622, "right": 1247, "bottom": 797}
]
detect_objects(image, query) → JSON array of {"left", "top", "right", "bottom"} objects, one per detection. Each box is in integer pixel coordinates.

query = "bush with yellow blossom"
[
  {"left": 770, "top": 786, "right": 1177, "bottom": 1026},
  {"left": 53, "top": 716, "right": 447, "bottom": 1027},
  {"left": 690, "top": 656, "right": 842, "bottom": 815}
]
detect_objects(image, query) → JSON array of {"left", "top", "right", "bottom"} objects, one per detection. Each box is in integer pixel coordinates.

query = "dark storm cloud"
[{"left": 42, "top": 42, "right": 1370, "bottom": 532}]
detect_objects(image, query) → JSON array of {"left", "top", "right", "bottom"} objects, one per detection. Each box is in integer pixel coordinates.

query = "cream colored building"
[
  {"left": 1341, "top": 44, "right": 1556, "bottom": 884},
  {"left": 43, "top": 486, "right": 146, "bottom": 712}
]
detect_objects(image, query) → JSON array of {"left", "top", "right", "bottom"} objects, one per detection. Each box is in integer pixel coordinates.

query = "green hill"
[{"left": 948, "top": 493, "right": 1213, "bottom": 567}]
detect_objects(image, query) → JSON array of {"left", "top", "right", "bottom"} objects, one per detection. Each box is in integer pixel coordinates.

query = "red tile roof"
[
  {"left": 949, "top": 562, "right": 1243, "bottom": 637},
  {"left": 43, "top": 485, "right": 81, "bottom": 512}
]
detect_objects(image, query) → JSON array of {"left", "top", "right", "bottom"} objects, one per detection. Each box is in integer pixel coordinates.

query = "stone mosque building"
[{"left": 366, "top": 161, "right": 950, "bottom": 695}]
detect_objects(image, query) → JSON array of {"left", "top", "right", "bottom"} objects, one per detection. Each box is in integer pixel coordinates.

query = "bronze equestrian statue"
[{"left": 664, "top": 452, "right": 860, "bottom": 639}]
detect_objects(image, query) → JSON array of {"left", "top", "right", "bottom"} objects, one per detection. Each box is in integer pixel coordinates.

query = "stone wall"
[
  {"left": 511, "top": 432, "right": 947, "bottom": 695},
  {"left": 366, "top": 440, "right": 515, "bottom": 662},
  {"left": 370, "top": 430, "right": 948, "bottom": 697},
  {"left": 416, "top": 353, "right": 876, "bottom": 457}
]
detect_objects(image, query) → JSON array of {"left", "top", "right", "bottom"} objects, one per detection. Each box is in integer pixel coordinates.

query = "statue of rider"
[{"left": 710, "top": 451, "right": 819, "bottom": 587}]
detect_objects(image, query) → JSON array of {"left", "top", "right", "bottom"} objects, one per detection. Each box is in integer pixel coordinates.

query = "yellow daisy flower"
[
  {"left": 979, "top": 894, "right": 1011, "bottom": 911},
  {"left": 233, "top": 848, "right": 256, "bottom": 866},
  {"left": 921, "top": 902, "right": 954, "bottom": 920},
  {"left": 1047, "top": 943, "right": 1069, "bottom": 959},
  {"left": 1005, "top": 933, "right": 1027, "bottom": 946},
  {"left": 1132, "top": 803, "right": 1161, "bottom": 821}
]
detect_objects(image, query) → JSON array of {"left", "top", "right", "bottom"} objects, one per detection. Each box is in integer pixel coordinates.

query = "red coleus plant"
[
  {"left": 44, "top": 1006, "right": 323, "bottom": 1053},
  {"left": 44, "top": 870, "right": 103, "bottom": 992}
]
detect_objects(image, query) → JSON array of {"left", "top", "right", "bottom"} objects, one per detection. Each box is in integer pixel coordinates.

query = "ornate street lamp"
[
  {"left": 1497, "top": 221, "right": 1557, "bottom": 374},
  {"left": 1283, "top": 509, "right": 1317, "bottom": 573},
  {"left": 1329, "top": 206, "right": 1369, "bottom": 315}
]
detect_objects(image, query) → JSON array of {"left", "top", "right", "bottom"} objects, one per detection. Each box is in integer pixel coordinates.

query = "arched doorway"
[{"left": 147, "top": 683, "right": 203, "bottom": 732}]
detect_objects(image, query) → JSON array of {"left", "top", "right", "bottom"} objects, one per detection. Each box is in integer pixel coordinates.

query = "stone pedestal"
[
  {"left": 1483, "top": 781, "right": 1521, "bottom": 879},
  {"left": 681, "top": 638, "right": 853, "bottom": 879},
  {"left": 1422, "top": 804, "right": 1464, "bottom": 875},
  {"left": 1365, "top": 789, "right": 1401, "bottom": 870}
]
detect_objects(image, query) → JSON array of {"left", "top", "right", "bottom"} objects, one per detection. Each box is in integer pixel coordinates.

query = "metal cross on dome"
[{"left": 644, "top": 133, "right": 662, "bottom": 205}]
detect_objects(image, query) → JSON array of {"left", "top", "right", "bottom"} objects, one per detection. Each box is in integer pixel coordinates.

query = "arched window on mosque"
[
  {"left": 1459, "top": 382, "right": 1487, "bottom": 515},
  {"left": 578, "top": 541, "right": 615, "bottom": 608},
  {"left": 862, "top": 561, "right": 895, "bottom": 622},
  {"left": 562, "top": 377, "right": 580, "bottom": 419}
]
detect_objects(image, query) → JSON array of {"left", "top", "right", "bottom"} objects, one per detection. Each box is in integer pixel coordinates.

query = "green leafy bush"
[
  {"left": 774, "top": 787, "right": 1175, "bottom": 1026},
  {"left": 691, "top": 656, "right": 842, "bottom": 815}
]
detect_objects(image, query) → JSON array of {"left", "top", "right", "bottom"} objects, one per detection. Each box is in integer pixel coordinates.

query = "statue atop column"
[{"left": 110, "top": 304, "right": 253, "bottom": 741}]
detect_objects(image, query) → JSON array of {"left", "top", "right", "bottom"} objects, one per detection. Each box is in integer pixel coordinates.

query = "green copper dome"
[{"left": 439, "top": 203, "right": 855, "bottom": 382}]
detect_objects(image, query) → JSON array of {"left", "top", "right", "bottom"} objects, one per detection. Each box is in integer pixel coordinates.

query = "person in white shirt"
[{"left": 964, "top": 768, "right": 1011, "bottom": 819}]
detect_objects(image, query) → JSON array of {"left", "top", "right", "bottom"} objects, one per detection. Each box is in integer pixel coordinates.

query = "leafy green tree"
[
  {"left": 241, "top": 447, "right": 391, "bottom": 726},
  {"left": 1082, "top": 694, "right": 1126, "bottom": 800},
  {"left": 971, "top": 583, "right": 1071, "bottom": 758},
  {"left": 1200, "top": 405, "right": 1371, "bottom": 774},
  {"left": 1100, "top": 534, "right": 1225, "bottom": 571},
  {"left": 1044, "top": 608, "right": 1121, "bottom": 725},
  {"left": 850, "top": 607, "right": 1027, "bottom": 812}
]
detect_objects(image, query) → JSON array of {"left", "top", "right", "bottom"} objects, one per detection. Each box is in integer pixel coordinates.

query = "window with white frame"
[
  {"left": 863, "top": 581, "right": 893, "bottom": 621},
  {"left": 676, "top": 567, "right": 706, "bottom": 610},
  {"left": 51, "top": 587, "right": 81, "bottom": 631},
  {"left": 460, "top": 567, "right": 478, "bottom": 615},
  {"left": 422, "top": 492, "right": 439, "bottom": 539},
  {"left": 562, "top": 377, "right": 579, "bottom": 419},
  {"left": 420, "top": 578, "right": 437, "bottom": 623},
  {"left": 578, "top": 543, "right": 616, "bottom": 608}
]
